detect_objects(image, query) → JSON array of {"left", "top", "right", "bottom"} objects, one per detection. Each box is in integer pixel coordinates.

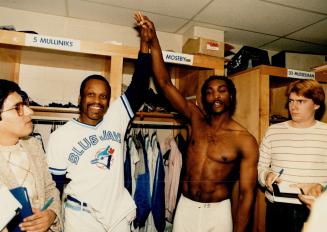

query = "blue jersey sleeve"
[{"left": 125, "top": 52, "right": 151, "bottom": 112}]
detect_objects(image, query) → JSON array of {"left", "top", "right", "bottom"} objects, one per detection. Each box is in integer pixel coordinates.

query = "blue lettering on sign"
[
  {"left": 165, "top": 54, "right": 191, "bottom": 63},
  {"left": 294, "top": 71, "right": 314, "bottom": 78}
]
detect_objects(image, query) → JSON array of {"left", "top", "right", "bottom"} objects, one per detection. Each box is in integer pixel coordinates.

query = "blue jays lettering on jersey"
[
  {"left": 47, "top": 95, "right": 137, "bottom": 229},
  {"left": 46, "top": 52, "right": 151, "bottom": 230},
  {"left": 67, "top": 130, "right": 121, "bottom": 165}
]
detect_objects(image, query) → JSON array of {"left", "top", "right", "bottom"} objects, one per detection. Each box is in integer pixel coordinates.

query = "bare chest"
[{"left": 189, "top": 128, "right": 240, "bottom": 163}]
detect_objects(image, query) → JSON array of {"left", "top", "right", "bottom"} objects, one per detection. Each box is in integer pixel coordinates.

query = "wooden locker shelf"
[{"left": 0, "top": 29, "right": 224, "bottom": 123}]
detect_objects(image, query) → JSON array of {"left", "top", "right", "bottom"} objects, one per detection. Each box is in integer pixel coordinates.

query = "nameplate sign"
[
  {"left": 162, "top": 51, "right": 193, "bottom": 65},
  {"left": 287, "top": 69, "right": 315, "bottom": 80},
  {"left": 25, "top": 34, "right": 80, "bottom": 52}
]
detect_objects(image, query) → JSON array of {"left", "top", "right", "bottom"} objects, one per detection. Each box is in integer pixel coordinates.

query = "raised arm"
[
  {"left": 235, "top": 134, "right": 259, "bottom": 232},
  {"left": 135, "top": 14, "right": 194, "bottom": 119},
  {"left": 124, "top": 13, "right": 152, "bottom": 112}
]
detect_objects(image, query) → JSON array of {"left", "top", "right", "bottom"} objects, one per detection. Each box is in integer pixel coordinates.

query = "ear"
[
  {"left": 78, "top": 96, "right": 81, "bottom": 106},
  {"left": 314, "top": 104, "right": 320, "bottom": 110}
]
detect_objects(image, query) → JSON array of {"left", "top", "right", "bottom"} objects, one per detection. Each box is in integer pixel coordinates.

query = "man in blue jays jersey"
[{"left": 47, "top": 13, "right": 152, "bottom": 232}]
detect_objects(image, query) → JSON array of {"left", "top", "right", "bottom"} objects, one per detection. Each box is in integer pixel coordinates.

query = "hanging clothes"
[
  {"left": 124, "top": 125, "right": 186, "bottom": 232},
  {"left": 133, "top": 132, "right": 152, "bottom": 229},
  {"left": 124, "top": 135, "right": 133, "bottom": 194},
  {"left": 164, "top": 137, "right": 182, "bottom": 223},
  {"left": 150, "top": 132, "right": 165, "bottom": 232}
]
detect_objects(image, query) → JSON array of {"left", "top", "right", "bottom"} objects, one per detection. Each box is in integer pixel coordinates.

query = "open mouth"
[{"left": 214, "top": 100, "right": 224, "bottom": 107}]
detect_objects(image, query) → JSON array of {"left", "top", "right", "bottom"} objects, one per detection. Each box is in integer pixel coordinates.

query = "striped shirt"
[{"left": 258, "top": 120, "right": 327, "bottom": 187}]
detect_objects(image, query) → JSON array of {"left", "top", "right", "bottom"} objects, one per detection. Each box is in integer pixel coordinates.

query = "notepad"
[
  {"left": 272, "top": 182, "right": 302, "bottom": 204},
  {"left": 0, "top": 185, "right": 22, "bottom": 231},
  {"left": 7, "top": 187, "right": 33, "bottom": 232}
]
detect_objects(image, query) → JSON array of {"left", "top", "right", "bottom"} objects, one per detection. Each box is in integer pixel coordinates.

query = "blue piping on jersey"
[
  {"left": 71, "top": 118, "right": 103, "bottom": 129},
  {"left": 121, "top": 94, "right": 134, "bottom": 119}
]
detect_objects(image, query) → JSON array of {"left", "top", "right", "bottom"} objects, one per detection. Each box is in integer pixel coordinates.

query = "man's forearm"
[
  {"left": 234, "top": 192, "right": 255, "bottom": 232},
  {"left": 150, "top": 36, "right": 171, "bottom": 86},
  {"left": 140, "top": 39, "right": 149, "bottom": 54}
]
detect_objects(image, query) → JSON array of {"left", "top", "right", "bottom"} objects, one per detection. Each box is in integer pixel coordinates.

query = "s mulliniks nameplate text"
[{"left": 25, "top": 34, "right": 80, "bottom": 52}]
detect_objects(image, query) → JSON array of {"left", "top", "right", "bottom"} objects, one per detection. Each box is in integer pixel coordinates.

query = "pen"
[
  {"left": 41, "top": 197, "right": 54, "bottom": 211},
  {"left": 271, "top": 168, "right": 284, "bottom": 185}
]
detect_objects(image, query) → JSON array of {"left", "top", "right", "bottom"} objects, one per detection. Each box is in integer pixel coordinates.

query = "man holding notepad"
[
  {"left": 258, "top": 79, "right": 327, "bottom": 232},
  {"left": 0, "top": 80, "right": 61, "bottom": 232}
]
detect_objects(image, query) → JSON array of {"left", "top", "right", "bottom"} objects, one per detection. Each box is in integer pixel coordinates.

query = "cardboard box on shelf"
[
  {"left": 272, "top": 52, "right": 326, "bottom": 72},
  {"left": 182, "top": 38, "right": 224, "bottom": 58}
]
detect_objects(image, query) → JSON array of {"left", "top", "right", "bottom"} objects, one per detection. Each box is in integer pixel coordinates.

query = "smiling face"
[
  {"left": 203, "top": 79, "right": 231, "bottom": 115},
  {"left": 0, "top": 91, "right": 33, "bottom": 145},
  {"left": 288, "top": 92, "right": 319, "bottom": 126},
  {"left": 79, "top": 79, "right": 110, "bottom": 126}
]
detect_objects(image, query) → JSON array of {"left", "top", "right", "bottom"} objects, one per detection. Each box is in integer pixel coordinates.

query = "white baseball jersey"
[{"left": 47, "top": 95, "right": 136, "bottom": 229}]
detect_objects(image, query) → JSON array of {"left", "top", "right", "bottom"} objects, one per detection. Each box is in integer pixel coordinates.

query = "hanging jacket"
[
  {"left": 164, "top": 137, "right": 182, "bottom": 222},
  {"left": 133, "top": 132, "right": 151, "bottom": 228},
  {"left": 124, "top": 135, "right": 133, "bottom": 194},
  {"left": 151, "top": 132, "right": 166, "bottom": 232}
]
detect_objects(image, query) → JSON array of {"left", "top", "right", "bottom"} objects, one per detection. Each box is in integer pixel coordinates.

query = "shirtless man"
[{"left": 135, "top": 14, "right": 259, "bottom": 232}]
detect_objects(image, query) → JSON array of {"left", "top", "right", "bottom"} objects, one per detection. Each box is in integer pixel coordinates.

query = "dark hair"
[
  {"left": 286, "top": 79, "right": 325, "bottom": 120},
  {"left": 201, "top": 75, "right": 237, "bottom": 116},
  {"left": 0, "top": 79, "right": 21, "bottom": 114},
  {"left": 79, "top": 75, "right": 111, "bottom": 111}
]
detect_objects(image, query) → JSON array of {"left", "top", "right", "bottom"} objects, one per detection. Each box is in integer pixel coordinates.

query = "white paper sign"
[
  {"left": 162, "top": 51, "right": 194, "bottom": 65},
  {"left": 25, "top": 34, "right": 80, "bottom": 52},
  {"left": 287, "top": 69, "right": 315, "bottom": 80}
]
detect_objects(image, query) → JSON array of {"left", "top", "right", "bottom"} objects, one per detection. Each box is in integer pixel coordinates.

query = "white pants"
[
  {"left": 173, "top": 195, "right": 233, "bottom": 232},
  {"left": 64, "top": 203, "right": 131, "bottom": 232}
]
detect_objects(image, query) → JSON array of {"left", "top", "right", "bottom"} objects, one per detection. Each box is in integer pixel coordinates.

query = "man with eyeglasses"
[
  {"left": 0, "top": 96, "right": 29, "bottom": 117},
  {"left": 0, "top": 79, "right": 62, "bottom": 232},
  {"left": 258, "top": 79, "right": 327, "bottom": 232}
]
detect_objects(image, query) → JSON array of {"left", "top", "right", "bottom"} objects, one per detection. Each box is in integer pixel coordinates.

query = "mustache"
[
  {"left": 207, "top": 99, "right": 225, "bottom": 106},
  {"left": 214, "top": 100, "right": 224, "bottom": 104}
]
